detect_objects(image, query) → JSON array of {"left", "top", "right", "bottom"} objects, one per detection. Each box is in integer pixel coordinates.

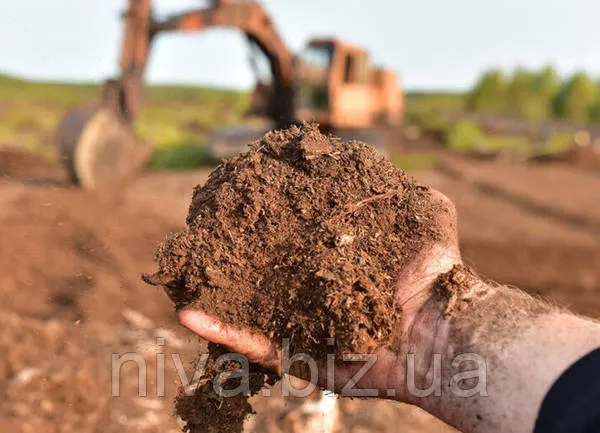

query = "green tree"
[
  {"left": 553, "top": 73, "right": 597, "bottom": 123},
  {"left": 533, "top": 66, "right": 560, "bottom": 97},
  {"left": 589, "top": 81, "right": 600, "bottom": 122},
  {"left": 531, "top": 66, "right": 561, "bottom": 119},
  {"left": 505, "top": 68, "right": 539, "bottom": 119},
  {"left": 467, "top": 69, "right": 507, "bottom": 114}
]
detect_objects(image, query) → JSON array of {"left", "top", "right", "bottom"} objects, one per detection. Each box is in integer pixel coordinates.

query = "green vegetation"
[
  {"left": 446, "top": 120, "right": 485, "bottom": 152},
  {"left": 542, "top": 132, "right": 575, "bottom": 154},
  {"left": 466, "top": 67, "right": 562, "bottom": 121},
  {"left": 404, "top": 92, "right": 463, "bottom": 140},
  {"left": 403, "top": 68, "right": 591, "bottom": 158},
  {"left": 553, "top": 73, "right": 597, "bottom": 123},
  {"left": 444, "top": 119, "right": 574, "bottom": 157},
  {"left": 532, "top": 66, "right": 561, "bottom": 119},
  {"left": 478, "top": 135, "right": 531, "bottom": 153},
  {"left": 148, "top": 143, "right": 217, "bottom": 170},
  {"left": 0, "top": 71, "right": 582, "bottom": 168},
  {"left": 391, "top": 153, "right": 439, "bottom": 172},
  {"left": 0, "top": 74, "right": 97, "bottom": 104},
  {"left": 465, "top": 67, "right": 600, "bottom": 124},
  {"left": 405, "top": 92, "right": 465, "bottom": 114},
  {"left": 446, "top": 120, "right": 529, "bottom": 154},
  {"left": 467, "top": 70, "right": 507, "bottom": 115},
  {"left": 0, "top": 73, "right": 249, "bottom": 161}
]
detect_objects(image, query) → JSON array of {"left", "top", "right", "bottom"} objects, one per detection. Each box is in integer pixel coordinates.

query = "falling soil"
[{"left": 144, "top": 123, "right": 443, "bottom": 432}]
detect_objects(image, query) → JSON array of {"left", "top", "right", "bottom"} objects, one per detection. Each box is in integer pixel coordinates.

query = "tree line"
[{"left": 467, "top": 67, "right": 600, "bottom": 124}]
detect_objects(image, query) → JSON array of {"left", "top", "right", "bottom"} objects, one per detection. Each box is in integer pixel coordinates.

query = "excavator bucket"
[{"left": 56, "top": 108, "right": 148, "bottom": 190}]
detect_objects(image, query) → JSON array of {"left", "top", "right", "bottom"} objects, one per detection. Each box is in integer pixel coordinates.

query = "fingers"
[
  {"left": 177, "top": 309, "right": 281, "bottom": 373},
  {"left": 177, "top": 309, "right": 407, "bottom": 398}
]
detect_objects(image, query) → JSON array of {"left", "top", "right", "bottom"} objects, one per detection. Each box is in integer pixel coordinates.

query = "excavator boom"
[
  {"left": 55, "top": 0, "right": 403, "bottom": 190},
  {"left": 55, "top": 0, "right": 296, "bottom": 190},
  {"left": 117, "top": 0, "right": 295, "bottom": 125}
]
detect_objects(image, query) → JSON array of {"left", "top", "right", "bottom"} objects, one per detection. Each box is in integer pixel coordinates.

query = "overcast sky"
[{"left": 1, "top": 0, "right": 599, "bottom": 90}]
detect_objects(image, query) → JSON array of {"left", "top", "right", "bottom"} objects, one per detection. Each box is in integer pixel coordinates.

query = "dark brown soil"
[
  {"left": 2, "top": 139, "right": 599, "bottom": 433},
  {"left": 174, "top": 343, "right": 277, "bottom": 433},
  {"left": 145, "top": 123, "right": 442, "bottom": 432},
  {"left": 433, "top": 264, "right": 479, "bottom": 316}
]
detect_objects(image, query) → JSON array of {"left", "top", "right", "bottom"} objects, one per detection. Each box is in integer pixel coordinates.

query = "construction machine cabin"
[
  {"left": 55, "top": 0, "right": 404, "bottom": 189},
  {"left": 296, "top": 39, "right": 403, "bottom": 130}
]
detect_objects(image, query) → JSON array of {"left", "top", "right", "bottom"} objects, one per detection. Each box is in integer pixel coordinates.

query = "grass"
[
  {"left": 405, "top": 92, "right": 465, "bottom": 114},
  {"left": 404, "top": 92, "right": 465, "bottom": 139},
  {"left": 543, "top": 132, "right": 574, "bottom": 154},
  {"left": 392, "top": 153, "right": 440, "bottom": 172},
  {"left": 481, "top": 135, "right": 531, "bottom": 152},
  {"left": 147, "top": 142, "right": 217, "bottom": 170},
  {"left": 0, "top": 73, "right": 249, "bottom": 163},
  {"left": 445, "top": 119, "right": 536, "bottom": 160},
  {"left": 403, "top": 92, "right": 577, "bottom": 158},
  {"left": 0, "top": 75, "right": 576, "bottom": 168}
]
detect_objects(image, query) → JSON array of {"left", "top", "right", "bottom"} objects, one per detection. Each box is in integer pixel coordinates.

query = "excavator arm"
[
  {"left": 56, "top": 0, "right": 296, "bottom": 190},
  {"left": 116, "top": 0, "right": 295, "bottom": 125}
]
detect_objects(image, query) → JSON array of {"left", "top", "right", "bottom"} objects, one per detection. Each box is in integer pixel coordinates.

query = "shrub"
[
  {"left": 446, "top": 121, "right": 485, "bottom": 152},
  {"left": 391, "top": 153, "right": 439, "bottom": 172},
  {"left": 467, "top": 70, "right": 507, "bottom": 114},
  {"left": 533, "top": 67, "right": 560, "bottom": 100},
  {"left": 506, "top": 68, "right": 546, "bottom": 120},
  {"left": 544, "top": 133, "right": 574, "bottom": 154},
  {"left": 148, "top": 143, "right": 216, "bottom": 170},
  {"left": 553, "top": 73, "right": 597, "bottom": 123}
]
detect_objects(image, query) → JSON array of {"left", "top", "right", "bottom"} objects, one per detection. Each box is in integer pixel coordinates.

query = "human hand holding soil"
[
  {"left": 177, "top": 188, "right": 600, "bottom": 433},
  {"left": 177, "top": 187, "right": 461, "bottom": 396},
  {"left": 145, "top": 124, "right": 600, "bottom": 433}
]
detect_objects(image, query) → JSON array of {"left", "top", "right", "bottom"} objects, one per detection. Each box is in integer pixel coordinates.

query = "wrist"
[
  {"left": 400, "top": 270, "right": 600, "bottom": 433},
  {"left": 394, "top": 265, "right": 486, "bottom": 404}
]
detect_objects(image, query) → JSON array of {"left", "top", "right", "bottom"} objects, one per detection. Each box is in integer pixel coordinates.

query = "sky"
[{"left": 1, "top": 0, "right": 600, "bottom": 91}]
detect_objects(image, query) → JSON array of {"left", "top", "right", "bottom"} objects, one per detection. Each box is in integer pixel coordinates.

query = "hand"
[
  {"left": 176, "top": 189, "right": 600, "bottom": 433},
  {"left": 177, "top": 189, "right": 462, "bottom": 402}
]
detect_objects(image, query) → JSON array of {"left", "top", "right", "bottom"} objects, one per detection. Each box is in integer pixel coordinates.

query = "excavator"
[{"left": 56, "top": 0, "right": 403, "bottom": 189}]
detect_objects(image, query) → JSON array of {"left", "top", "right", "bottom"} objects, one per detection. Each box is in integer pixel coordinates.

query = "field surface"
[{"left": 1, "top": 147, "right": 599, "bottom": 432}]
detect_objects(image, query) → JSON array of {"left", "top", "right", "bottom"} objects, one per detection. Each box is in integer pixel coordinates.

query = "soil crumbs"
[{"left": 145, "top": 123, "right": 443, "bottom": 433}]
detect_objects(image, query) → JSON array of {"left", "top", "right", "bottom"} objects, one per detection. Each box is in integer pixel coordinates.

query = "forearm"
[{"left": 408, "top": 270, "right": 600, "bottom": 433}]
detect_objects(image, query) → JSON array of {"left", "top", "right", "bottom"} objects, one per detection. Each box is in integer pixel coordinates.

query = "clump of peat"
[{"left": 144, "top": 123, "right": 442, "bottom": 432}]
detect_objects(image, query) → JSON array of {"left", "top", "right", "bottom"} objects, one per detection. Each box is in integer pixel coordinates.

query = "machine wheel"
[{"left": 56, "top": 108, "right": 145, "bottom": 190}]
